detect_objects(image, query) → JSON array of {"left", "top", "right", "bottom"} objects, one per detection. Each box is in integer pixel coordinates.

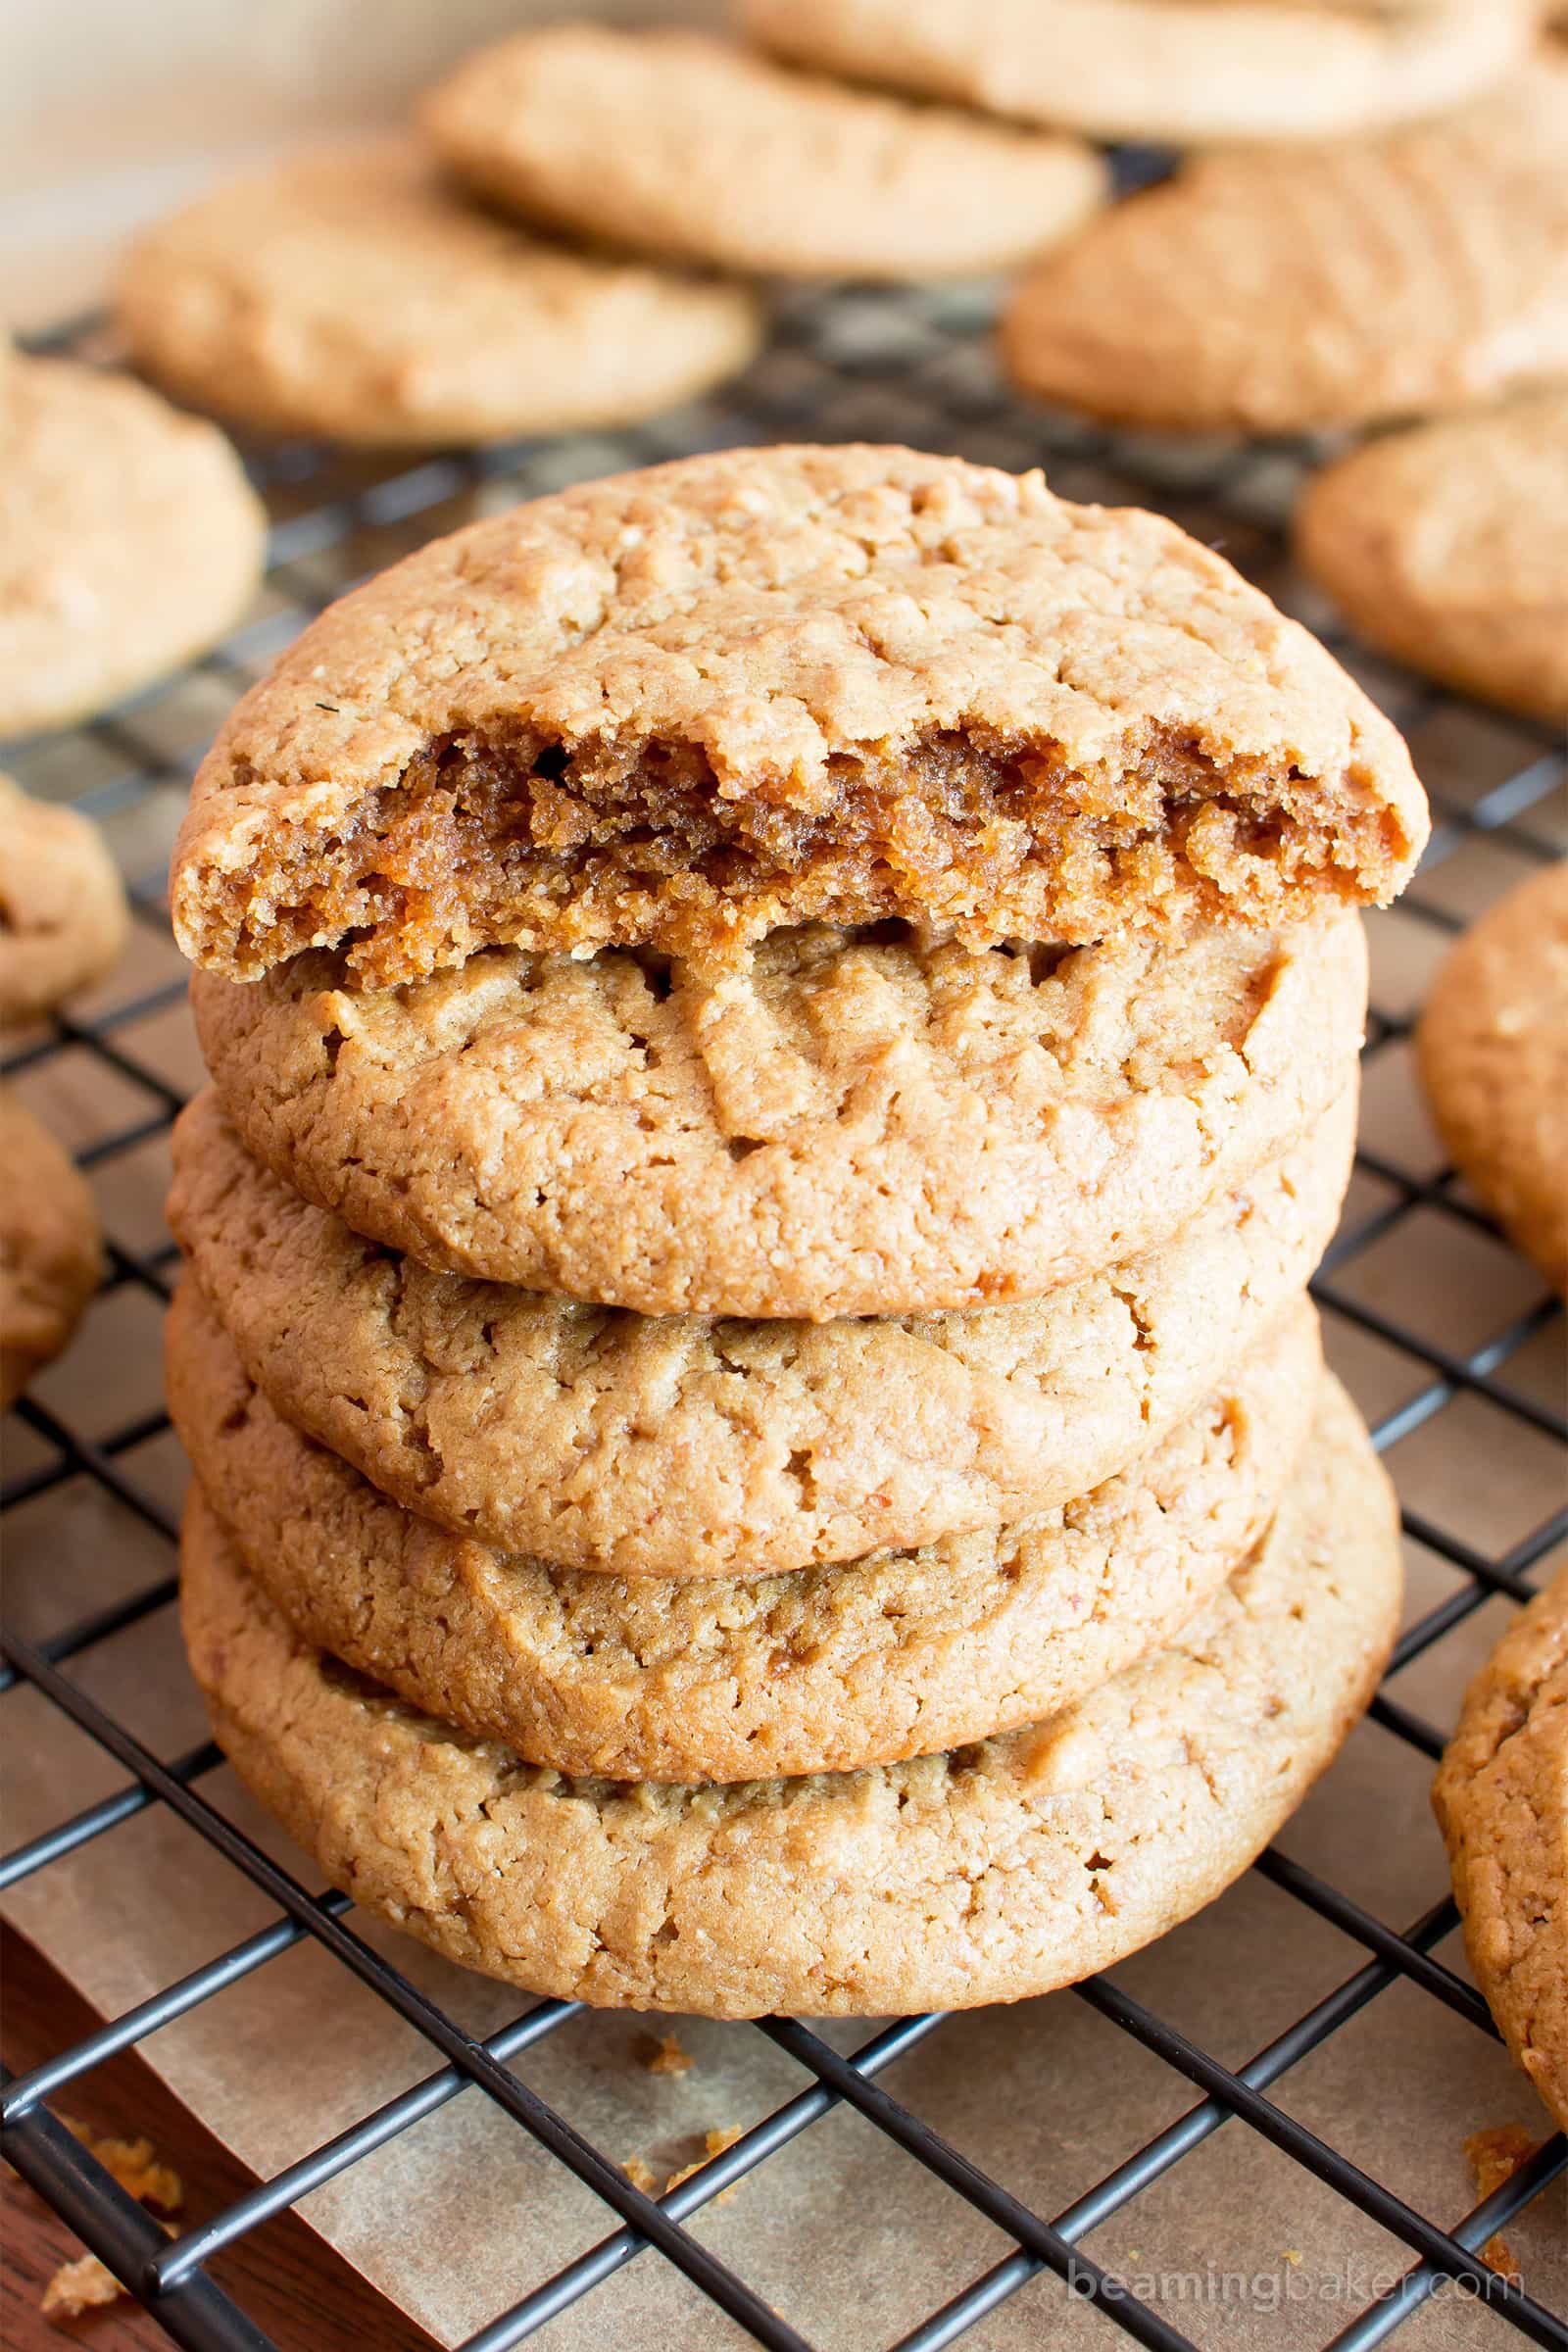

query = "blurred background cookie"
[
  {"left": 116, "top": 137, "right": 764, "bottom": 449},
  {"left": 0, "top": 1087, "right": 102, "bottom": 1409},
  {"left": 424, "top": 25, "right": 1107, "bottom": 281},
  {"left": 0, "top": 774, "right": 128, "bottom": 1026},
  {"left": 1297, "top": 391, "right": 1568, "bottom": 725},
  {"left": 0, "top": 351, "right": 265, "bottom": 736}
]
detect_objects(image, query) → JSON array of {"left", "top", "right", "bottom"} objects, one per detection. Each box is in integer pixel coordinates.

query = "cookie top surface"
[
  {"left": 0, "top": 355, "right": 265, "bottom": 738},
  {"left": 424, "top": 27, "right": 1106, "bottom": 281},
  {"left": 741, "top": 0, "right": 1534, "bottom": 144},
  {"left": 168, "top": 444, "right": 1426, "bottom": 986},
  {"left": 171, "top": 1279, "right": 1322, "bottom": 1780},
  {"left": 115, "top": 139, "right": 762, "bottom": 452},
  {"left": 1297, "top": 392, "right": 1568, "bottom": 726},
  {"left": 182, "top": 1368, "right": 1399, "bottom": 2015},
  {"left": 170, "top": 1085, "right": 1352, "bottom": 1575},
  {"left": 0, "top": 1088, "right": 101, "bottom": 1411},
  {"left": 1002, "top": 66, "right": 1568, "bottom": 436},
  {"left": 0, "top": 776, "right": 128, "bottom": 1027},
  {"left": 191, "top": 912, "right": 1366, "bottom": 1318},
  {"left": 1417, "top": 861, "right": 1568, "bottom": 1296},
  {"left": 1434, "top": 1568, "right": 1568, "bottom": 2134}
]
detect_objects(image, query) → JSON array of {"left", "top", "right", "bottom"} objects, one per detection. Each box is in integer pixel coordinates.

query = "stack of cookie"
[{"left": 166, "top": 445, "right": 1424, "bottom": 2018}]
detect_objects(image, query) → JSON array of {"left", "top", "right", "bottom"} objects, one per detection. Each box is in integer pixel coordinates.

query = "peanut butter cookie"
[
  {"left": 0, "top": 776, "right": 128, "bottom": 1026},
  {"left": 1, "top": 1090, "right": 101, "bottom": 1409}
]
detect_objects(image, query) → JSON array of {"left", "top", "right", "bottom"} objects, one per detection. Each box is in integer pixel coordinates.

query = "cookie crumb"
[
  {"left": 1283, "top": 2250, "right": 1302, "bottom": 2268},
  {"left": 1464, "top": 2124, "right": 1541, "bottom": 2283},
  {"left": 40, "top": 2120, "right": 182, "bottom": 2324},
  {"left": 622, "top": 2156, "right": 660, "bottom": 2195},
  {"left": 665, "top": 2126, "right": 744, "bottom": 2202},
  {"left": 640, "top": 2032, "right": 693, "bottom": 2077}
]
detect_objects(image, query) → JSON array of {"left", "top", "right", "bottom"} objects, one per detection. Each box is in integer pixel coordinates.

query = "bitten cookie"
[
  {"left": 1297, "top": 392, "right": 1568, "bottom": 726},
  {"left": 1433, "top": 1569, "right": 1568, "bottom": 2135},
  {"left": 168, "top": 446, "right": 1426, "bottom": 987},
  {"left": 740, "top": 0, "right": 1535, "bottom": 146},
  {"left": 116, "top": 140, "right": 763, "bottom": 450},
  {"left": 1416, "top": 862, "right": 1568, "bottom": 1296},
  {"left": 424, "top": 27, "right": 1106, "bottom": 281},
  {"left": 0, "top": 1090, "right": 101, "bottom": 1409},
  {"left": 1002, "top": 66, "right": 1568, "bottom": 437},
  {"left": 169, "top": 1280, "right": 1322, "bottom": 1781},
  {"left": 170, "top": 1085, "right": 1353, "bottom": 1575},
  {"left": 0, "top": 356, "right": 264, "bottom": 737},
  {"left": 182, "top": 1371, "right": 1400, "bottom": 2015},
  {"left": 192, "top": 915, "right": 1365, "bottom": 1319},
  {"left": 0, "top": 776, "right": 128, "bottom": 1026}
]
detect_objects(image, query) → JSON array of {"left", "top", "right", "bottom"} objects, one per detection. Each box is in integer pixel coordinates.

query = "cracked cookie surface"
[
  {"left": 169, "top": 445, "right": 1425, "bottom": 986},
  {"left": 192, "top": 913, "right": 1366, "bottom": 1318},
  {"left": 180, "top": 1369, "right": 1401, "bottom": 2015},
  {"left": 1434, "top": 1568, "right": 1568, "bottom": 2134},
  {"left": 170, "top": 1086, "right": 1352, "bottom": 1574},
  {"left": 170, "top": 1281, "right": 1321, "bottom": 1780}
]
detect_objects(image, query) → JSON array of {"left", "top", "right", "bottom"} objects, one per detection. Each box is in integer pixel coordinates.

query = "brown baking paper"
[{"left": 4, "top": 892, "right": 1565, "bottom": 2348}]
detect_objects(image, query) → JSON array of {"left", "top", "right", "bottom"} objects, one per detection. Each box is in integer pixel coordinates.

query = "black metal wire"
[{"left": 2, "top": 283, "right": 1564, "bottom": 2352}]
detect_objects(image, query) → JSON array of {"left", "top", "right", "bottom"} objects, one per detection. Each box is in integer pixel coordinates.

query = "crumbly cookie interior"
[{"left": 220, "top": 717, "right": 1406, "bottom": 982}]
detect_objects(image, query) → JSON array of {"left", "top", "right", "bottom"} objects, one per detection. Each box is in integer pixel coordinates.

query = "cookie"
[
  {"left": 168, "top": 445, "right": 1427, "bottom": 987},
  {"left": 1002, "top": 65, "right": 1568, "bottom": 437},
  {"left": 0, "top": 355, "right": 265, "bottom": 738},
  {"left": 1416, "top": 863, "right": 1568, "bottom": 1296},
  {"left": 169, "top": 1084, "right": 1353, "bottom": 1576},
  {"left": 0, "top": 1089, "right": 101, "bottom": 1410},
  {"left": 192, "top": 913, "right": 1366, "bottom": 1319},
  {"left": 423, "top": 27, "right": 1106, "bottom": 282},
  {"left": 1297, "top": 392, "right": 1568, "bottom": 726},
  {"left": 116, "top": 140, "right": 763, "bottom": 451},
  {"left": 0, "top": 776, "right": 128, "bottom": 1027},
  {"left": 1433, "top": 1568, "right": 1568, "bottom": 2135},
  {"left": 170, "top": 1278, "right": 1322, "bottom": 1782},
  {"left": 180, "top": 1370, "right": 1400, "bottom": 2015},
  {"left": 741, "top": 0, "right": 1535, "bottom": 146}
]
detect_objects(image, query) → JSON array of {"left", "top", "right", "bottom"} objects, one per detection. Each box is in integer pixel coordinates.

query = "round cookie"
[
  {"left": 1416, "top": 862, "right": 1568, "bottom": 1296},
  {"left": 1433, "top": 1568, "right": 1568, "bottom": 2135},
  {"left": 0, "top": 355, "right": 264, "bottom": 738},
  {"left": 116, "top": 140, "right": 763, "bottom": 451},
  {"left": 180, "top": 1371, "right": 1401, "bottom": 2016},
  {"left": 192, "top": 913, "right": 1366, "bottom": 1319},
  {"left": 1297, "top": 393, "right": 1568, "bottom": 727},
  {"left": 1001, "top": 65, "right": 1568, "bottom": 437},
  {"left": 1, "top": 1090, "right": 101, "bottom": 1409},
  {"left": 740, "top": 0, "right": 1535, "bottom": 147},
  {"left": 169, "top": 1085, "right": 1353, "bottom": 1576},
  {"left": 168, "top": 445, "right": 1427, "bottom": 989},
  {"left": 0, "top": 776, "right": 128, "bottom": 1026},
  {"left": 423, "top": 27, "right": 1106, "bottom": 282},
  {"left": 170, "top": 1282, "right": 1323, "bottom": 1780}
]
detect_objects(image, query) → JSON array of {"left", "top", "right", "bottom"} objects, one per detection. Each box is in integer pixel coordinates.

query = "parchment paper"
[{"left": 5, "top": 851, "right": 1565, "bottom": 2346}]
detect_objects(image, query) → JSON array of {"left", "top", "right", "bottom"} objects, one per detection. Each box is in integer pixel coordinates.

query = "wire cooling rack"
[{"left": 2, "top": 272, "right": 1565, "bottom": 2352}]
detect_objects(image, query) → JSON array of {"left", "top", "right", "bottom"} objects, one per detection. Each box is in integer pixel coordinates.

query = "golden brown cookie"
[
  {"left": 0, "top": 355, "right": 264, "bottom": 738},
  {"left": 180, "top": 1370, "right": 1401, "bottom": 2016},
  {"left": 741, "top": 0, "right": 1535, "bottom": 146},
  {"left": 0, "top": 776, "right": 128, "bottom": 1026},
  {"left": 1433, "top": 1568, "right": 1568, "bottom": 2135},
  {"left": 191, "top": 914, "right": 1366, "bottom": 1319},
  {"left": 1297, "top": 392, "right": 1568, "bottom": 726},
  {"left": 1002, "top": 66, "right": 1568, "bottom": 436},
  {"left": 424, "top": 27, "right": 1106, "bottom": 281},
  {"left": 168, "top": 446, "right": 1426, "bottom": 987},
  {"left": 169, "top": 1278, "right": 1323, "bottom": 1780},
  {"left": 169, "top": 1084, "right": 1353, "bottom": 1575},
  {"left": 116, "top": 140, "right": 763, "bottom": 450},
  {"left": 1416, "top": 862, "right": 1568, "bottom": 1295},
  {"left": 0, "top": 1089, "right": 101, "bottom": 1409}
]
